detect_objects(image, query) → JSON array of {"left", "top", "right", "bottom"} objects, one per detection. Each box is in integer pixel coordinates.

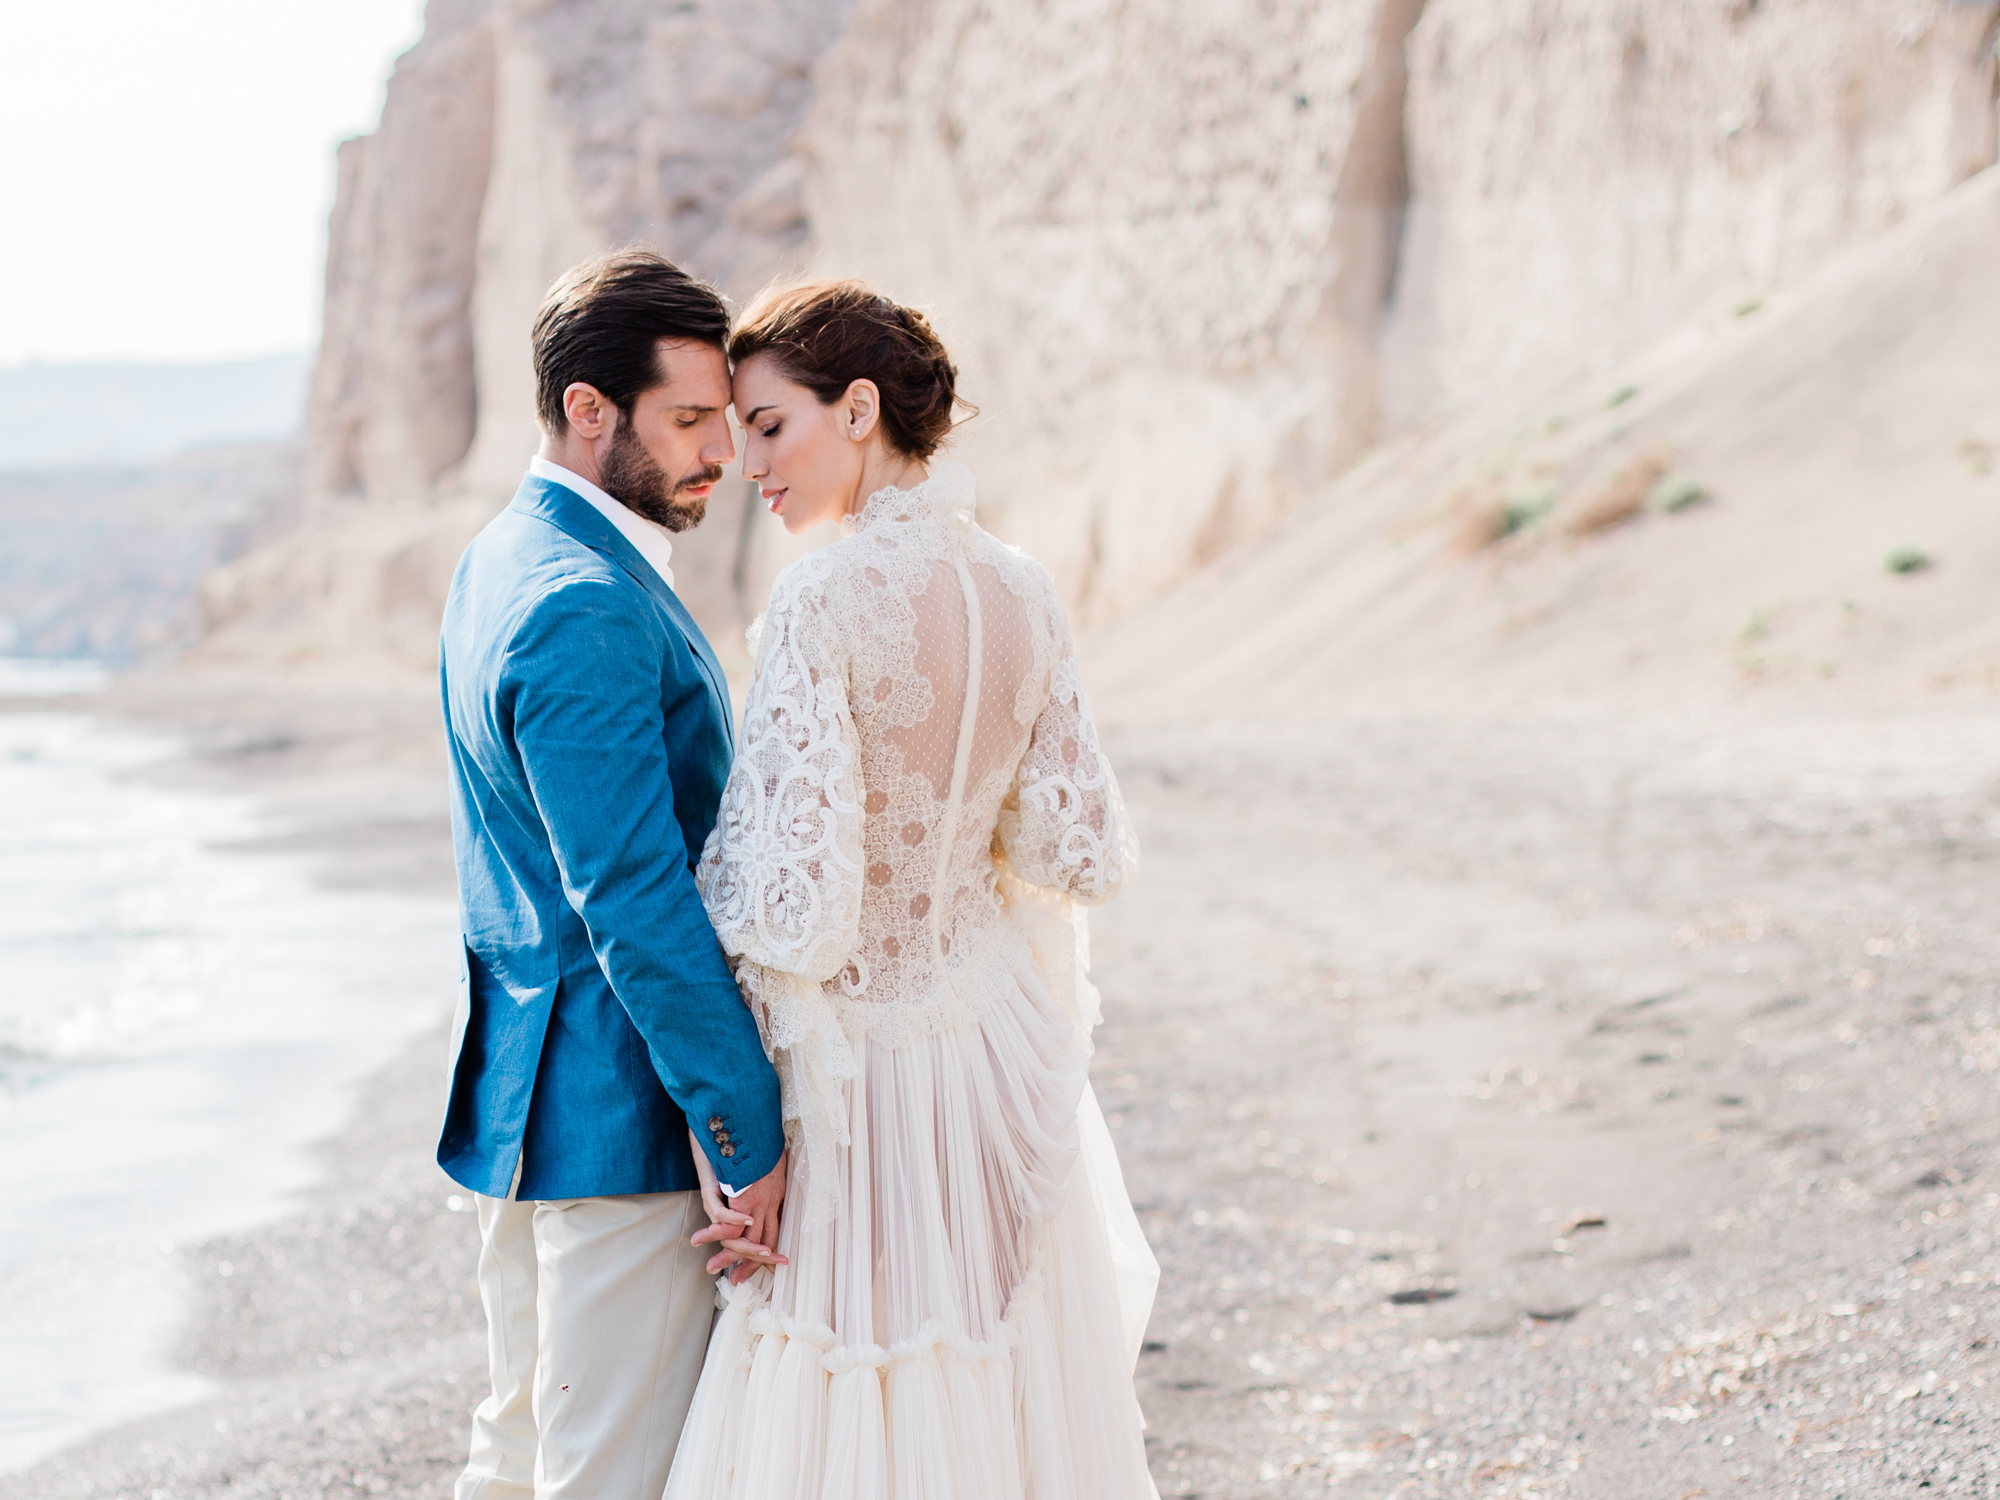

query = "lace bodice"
[{"left": 696, "top": 463, "right": 1136, "bottom": 1040}]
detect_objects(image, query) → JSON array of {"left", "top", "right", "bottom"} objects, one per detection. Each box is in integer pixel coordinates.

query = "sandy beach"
[{"left": 4, "top": 670, "right": 1997, "bottom": 1498}]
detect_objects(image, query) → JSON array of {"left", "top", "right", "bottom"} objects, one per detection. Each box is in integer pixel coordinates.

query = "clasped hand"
[{"left": 688, "top": 1130, "right": 788, "bottom": 1284}]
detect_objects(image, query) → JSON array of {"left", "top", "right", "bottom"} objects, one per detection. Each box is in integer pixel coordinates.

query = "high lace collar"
[{"left": 841, "top": 461, "right": 977, "bottom": 537}]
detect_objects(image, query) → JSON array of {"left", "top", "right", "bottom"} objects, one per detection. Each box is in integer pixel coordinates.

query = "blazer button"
[
  {"left": 707, "top": 1116, "right": 725, "bottom": 1131},
  {"left": 715, "top": 1129, "right": 732, "bottom": 1144},
  {"left": 719, "top": 1144, "right": 736, "bottom": 1158}
]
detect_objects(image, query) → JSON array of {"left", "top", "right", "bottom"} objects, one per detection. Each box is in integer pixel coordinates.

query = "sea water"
[{"left": 0, "top": 671, "right": 460, "bottom": 1472}]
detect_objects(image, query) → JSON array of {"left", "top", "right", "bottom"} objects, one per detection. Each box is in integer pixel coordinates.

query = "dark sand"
[{"left": 6, "top": 673, "right": 1999, "bottom": 1498}]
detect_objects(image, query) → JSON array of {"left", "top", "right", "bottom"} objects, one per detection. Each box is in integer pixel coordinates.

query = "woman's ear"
[{"left": 843, "top": 379, "right": 882, "bottom": 441}]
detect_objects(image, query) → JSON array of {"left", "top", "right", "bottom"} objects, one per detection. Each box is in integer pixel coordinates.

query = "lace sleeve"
[
  {"left": 697, "top": 568, "right": 864, "bottom": 982},
  {"left": 996, "top": 613, "right": 1139, "bottom": 905},
  {"left": 697, "top": 564, "right": 864, "bottom": 1225}
]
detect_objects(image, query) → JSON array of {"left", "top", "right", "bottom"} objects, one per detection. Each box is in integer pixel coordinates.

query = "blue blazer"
[{"left": 436, "top": 472, "right": 783, "bottom": 1201}]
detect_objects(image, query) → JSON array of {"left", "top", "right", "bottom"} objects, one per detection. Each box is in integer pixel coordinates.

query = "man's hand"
[
  {"left": 721, "top": 1153, "right": 786, "bottom": 1282},
  {"left": 688, "top": 1133, "right": 787, "bottom": 1284}
]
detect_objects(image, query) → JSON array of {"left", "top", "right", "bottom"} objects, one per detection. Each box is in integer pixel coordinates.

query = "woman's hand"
[{"left": 687, "top": 1129, "right": 788, "bottom": 1283}]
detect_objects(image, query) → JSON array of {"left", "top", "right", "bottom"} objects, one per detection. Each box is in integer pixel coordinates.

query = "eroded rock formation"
[
  {"left": 225, "top": 0, "right": 856, "bottom": 666},
  {"left": 808, "top": 0, "right": 1998, "bottom": 621},
  {"left": 802, "top": 0, "right": 1432, "bottom": 622},
  {"left": 206, "top": 0, "right": 1999, "bottom": 665},
  {"left": 1384, "top": 1, "right": 2000, "bottom": 425},
  {"left": 307, "top": 0, "right": 494, "bottom": 509},
  {"left": 1088, "top": 166, "right": 2000, "bottom": 713}
]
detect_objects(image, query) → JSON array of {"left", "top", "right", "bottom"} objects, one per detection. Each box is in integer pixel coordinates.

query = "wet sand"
[{"left": 6, "top": 673, "right": 1999, "bottom": 1498}]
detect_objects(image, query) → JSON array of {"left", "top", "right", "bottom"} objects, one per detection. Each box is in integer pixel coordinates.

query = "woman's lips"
[{"left": 763, "top": 488, "right": 786, "bottom": 512}]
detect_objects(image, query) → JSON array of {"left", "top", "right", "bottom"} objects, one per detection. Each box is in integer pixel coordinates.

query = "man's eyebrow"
[{"left": 667, "top": 402, "right": 722, "bottom": 413}]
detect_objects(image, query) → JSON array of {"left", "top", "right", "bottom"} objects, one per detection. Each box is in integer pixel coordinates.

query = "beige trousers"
[{"left": 454, "top": 1187, "right": 714, "bottom": 1500}]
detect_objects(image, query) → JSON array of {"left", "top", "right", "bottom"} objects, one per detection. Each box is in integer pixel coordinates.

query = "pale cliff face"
[
  {"left": 800, "top": 0, "right": 1426, "bottom": 624},
  {"left": 293, "top": 0, "right": 855, "bottom": 661},
  {"left": 803, "top": 0, "right": 1996, "bottom": 624},
  {"left": 229, "top": 0, "right": 1995, "bottom": 668},
  {"left": 306, "top": 1, "right": 494, "bottom": 510},
  {"left": 312, "top": 0, "right": 857, "bottom": 518},
  {"left": 455, "top": 0, "right": 856, "bottom": 506},
  {"left": 1385, "top": 1, "right": 2000, "bottom": 427}
]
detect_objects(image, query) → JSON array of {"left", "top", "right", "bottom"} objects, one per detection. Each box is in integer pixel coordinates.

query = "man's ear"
[
  {"left": 843, "top": 379, "right": 882, "bottom": 441},
  {"left": 564, "top": 382, "right": 611, "bottom": 440}
]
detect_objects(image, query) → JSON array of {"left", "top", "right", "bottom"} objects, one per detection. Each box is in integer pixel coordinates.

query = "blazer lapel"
[
  {"left": 511, "top": 475, "right": 735, "bottom": 747},
  {"left": 648, "top": 580, "right": 735, "bottom": 750}
]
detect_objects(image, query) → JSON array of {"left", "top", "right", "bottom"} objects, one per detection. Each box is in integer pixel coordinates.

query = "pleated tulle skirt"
[{"left": 663, "top": 936, "right": 1159, "bottom": 1500}]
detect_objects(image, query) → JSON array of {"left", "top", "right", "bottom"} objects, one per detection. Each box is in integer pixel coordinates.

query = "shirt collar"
[{"left": 528, "top": 455, "right": 676, "bottom": 591}]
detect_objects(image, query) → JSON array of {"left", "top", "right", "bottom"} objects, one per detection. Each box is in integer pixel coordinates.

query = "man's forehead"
[{"left": 652, "top": 338, "right": 731, "bottom": 407}]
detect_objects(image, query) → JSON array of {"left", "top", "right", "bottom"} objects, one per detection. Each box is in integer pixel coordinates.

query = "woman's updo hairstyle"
[{"left": 729, "top": 279, "right": 971, "bottom": 461}]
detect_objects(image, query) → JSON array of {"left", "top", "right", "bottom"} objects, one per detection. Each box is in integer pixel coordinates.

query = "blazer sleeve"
[{"left": 501, "top": 575, "right": 784, "bottom": 1188}]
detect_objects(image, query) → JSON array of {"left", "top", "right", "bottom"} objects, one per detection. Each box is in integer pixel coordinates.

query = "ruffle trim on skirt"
[
  {"left": 743, "top": 1289, "right": 1039, "bottom": 1373},
  {"left": 663, "top": 934, "right": 1159, "bottom": 1500},
  {"left": 668, "top": 1265, "right": 1061, "bottom": 1500},
  {"left": 667, "top": 1163, "right": 1152, "bottom": 1499}
]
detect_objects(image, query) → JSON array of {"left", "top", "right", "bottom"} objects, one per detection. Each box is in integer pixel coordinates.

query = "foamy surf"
[{"left": 0, "top": 708, "right": 459, "bottom": 1472}]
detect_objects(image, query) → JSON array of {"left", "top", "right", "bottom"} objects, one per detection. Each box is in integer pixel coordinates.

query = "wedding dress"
[{"left": 666, "top": 463, "right": 1159, "bottom": 1499}]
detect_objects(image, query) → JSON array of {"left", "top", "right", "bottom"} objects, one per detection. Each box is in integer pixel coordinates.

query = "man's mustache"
[{"left": 671, "top": 464, "right": 725, "bottom": 498}]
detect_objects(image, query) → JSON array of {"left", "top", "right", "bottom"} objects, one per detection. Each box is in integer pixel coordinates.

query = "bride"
[{"left": 664, "top": 280, "right": 1159, "bottom": 1499}]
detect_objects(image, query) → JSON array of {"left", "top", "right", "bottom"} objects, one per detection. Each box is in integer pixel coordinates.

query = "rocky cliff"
[
  {"left": 1385, "top": 1, "right": 2000, "bottom": 425},
  {"left": 1090, "top": 164, "right": 2000, "bottom": 715},
  {"left": 202, "top": 0, "right": 1999, "bottom": 669},
  {"left": 221, "top": 0, "right": 858, "bottom": 669}
]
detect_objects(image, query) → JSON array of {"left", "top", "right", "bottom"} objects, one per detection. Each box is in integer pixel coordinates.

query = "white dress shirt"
[{"left": 529, "top": 455, "right": 677, "bottom": 592}]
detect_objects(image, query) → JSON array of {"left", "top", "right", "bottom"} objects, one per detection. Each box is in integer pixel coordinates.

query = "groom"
[{"left": 437, "top": 249, "right": 785, "bottom": 1500}]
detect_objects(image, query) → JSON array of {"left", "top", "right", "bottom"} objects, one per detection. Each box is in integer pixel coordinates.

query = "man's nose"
[{"left": 704, "top": 414, "right": 737, "bottom": 467}]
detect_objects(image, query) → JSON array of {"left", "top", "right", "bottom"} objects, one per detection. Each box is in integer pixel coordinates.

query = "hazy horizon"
[{"left": 0, "top": 353, "right": 312, "bottom": 470}]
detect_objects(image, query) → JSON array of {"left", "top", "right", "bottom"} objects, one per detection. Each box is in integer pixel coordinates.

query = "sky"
[{"left": 0, "top": 1, "right": 428, "bottom": 368}]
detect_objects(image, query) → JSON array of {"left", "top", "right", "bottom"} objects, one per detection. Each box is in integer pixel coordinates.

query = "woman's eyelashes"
[{"left": 758, "top": 422, "right": 781, "bottom": 439}]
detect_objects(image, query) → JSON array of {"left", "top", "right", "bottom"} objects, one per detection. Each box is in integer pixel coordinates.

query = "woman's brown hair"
[{"left": 728, "top": 279, "right": 972, "bottom": 460}]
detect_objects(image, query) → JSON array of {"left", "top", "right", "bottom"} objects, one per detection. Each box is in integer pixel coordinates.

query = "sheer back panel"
[{"left": 816, "top": 484, "right": 1052, "bottom": 1004}]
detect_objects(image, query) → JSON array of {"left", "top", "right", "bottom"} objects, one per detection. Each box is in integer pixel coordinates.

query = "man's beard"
[{"left": 598, "top": 422, "right": 723, "bottom": 533}]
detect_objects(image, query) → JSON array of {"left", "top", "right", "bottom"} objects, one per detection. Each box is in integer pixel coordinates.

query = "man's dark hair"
[{"left": 531, "top": 249, "right": 731, "bottom": 434}]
